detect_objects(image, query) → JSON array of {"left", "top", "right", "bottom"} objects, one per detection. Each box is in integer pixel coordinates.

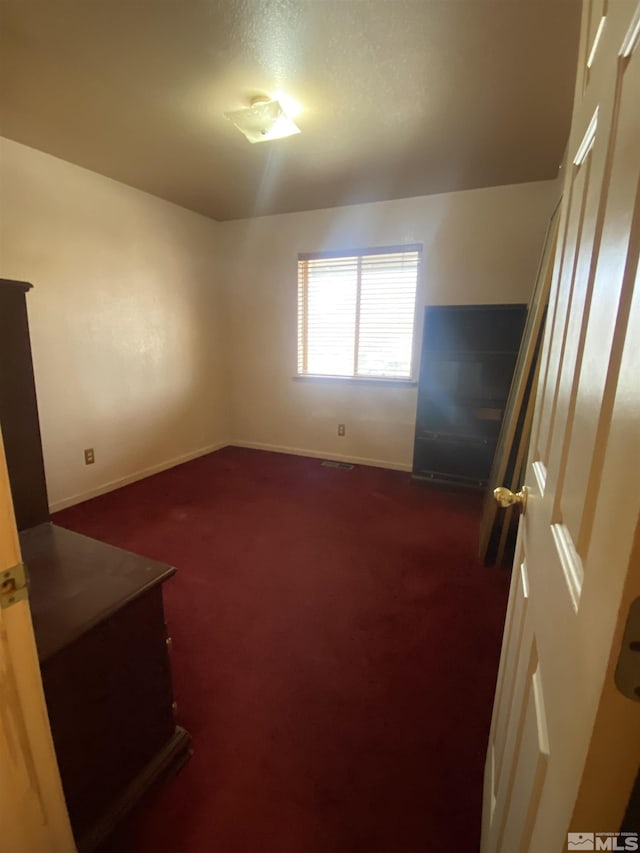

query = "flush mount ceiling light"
[{"left": 225, "top": 95, "right": 301, "bottom": 143}]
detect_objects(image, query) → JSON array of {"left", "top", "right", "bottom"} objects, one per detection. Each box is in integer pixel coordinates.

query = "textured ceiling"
[{"left": 0, "top": 0, "right": 581, "bottom": 221}]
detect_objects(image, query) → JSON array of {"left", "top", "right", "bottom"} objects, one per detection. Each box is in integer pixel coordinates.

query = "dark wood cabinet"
[
  {"left": 0, "top": 279, "right": 191, "bottom": 852},
  {"left": 0, "top": 279, "right": 50, "bottom": 528},
  {"left": 412, "top": 304, "right": 527, "bottom": 489}
]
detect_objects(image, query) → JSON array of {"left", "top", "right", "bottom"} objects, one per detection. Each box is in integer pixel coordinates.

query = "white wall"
[
  {"left": 220, "top": 181, "right": 559, "bottom": 470},
  {"left": 0, "top": 138, "right": 560, "bottom": 506},
  {"left": 0, "top": 138, "right": 230, "bottom": 510}
]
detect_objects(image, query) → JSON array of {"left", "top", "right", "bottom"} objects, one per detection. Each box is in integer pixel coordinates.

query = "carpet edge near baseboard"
[
  {"left": 50, "top": 440, "right": 412, "bottom": 513},
  {"left": 48, "top": 441, "right": 230, "bottom": 512},
  {"left": 229, "top": 440, "right": 412, "bottom": 473}
]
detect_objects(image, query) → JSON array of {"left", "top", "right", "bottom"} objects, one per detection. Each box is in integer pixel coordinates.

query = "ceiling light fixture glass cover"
[{"left": 224, "top": 97, "right": 301, "bottom": 143}]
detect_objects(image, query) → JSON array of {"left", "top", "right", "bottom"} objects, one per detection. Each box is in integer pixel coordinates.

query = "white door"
[
  {"left": 0, "top": 427, "right": 76, "bottom": 853},
  {"left": 481, "top": 2, "right": 640, "bottom": 852}
]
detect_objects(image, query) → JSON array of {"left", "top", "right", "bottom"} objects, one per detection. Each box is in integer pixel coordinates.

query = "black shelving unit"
[{"left": 412, "top": 304, "right": 527, "bottom": 490}]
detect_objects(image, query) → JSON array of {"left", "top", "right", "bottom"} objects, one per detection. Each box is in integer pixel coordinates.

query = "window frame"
[{"left": 296, "top": 243, "right": 423, "bottom": 384}]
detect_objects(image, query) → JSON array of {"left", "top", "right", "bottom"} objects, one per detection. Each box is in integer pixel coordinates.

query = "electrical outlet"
[
  {"left": 337, "top": 424, "right": 346, "bottom": 437},
  {"left": 84, "top": 448, "right": 95, "bottom": 465}
]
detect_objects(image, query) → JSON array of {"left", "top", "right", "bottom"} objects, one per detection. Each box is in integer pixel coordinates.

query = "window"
[{"left": 297, "top": 244, "right": 421, "bottom": 380}]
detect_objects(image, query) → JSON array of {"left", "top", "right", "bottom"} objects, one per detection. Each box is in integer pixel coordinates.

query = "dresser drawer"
[{"left": 41, "top": 586, "right": 176, "bottom": 840}]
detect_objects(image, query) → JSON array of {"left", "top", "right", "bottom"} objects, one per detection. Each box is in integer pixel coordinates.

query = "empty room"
[{"left": 1, "top": 2, "right": 639, "bottom": 853}]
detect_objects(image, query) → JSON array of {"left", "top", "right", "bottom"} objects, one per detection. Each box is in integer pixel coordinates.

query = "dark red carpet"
[{"left": 53, "top": 446, "right": 509, "bottom": 853}]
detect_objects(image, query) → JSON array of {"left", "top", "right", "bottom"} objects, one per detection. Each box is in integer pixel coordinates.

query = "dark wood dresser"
[{"left": 0, "top": 279, "right": 190, "bottom": 851}]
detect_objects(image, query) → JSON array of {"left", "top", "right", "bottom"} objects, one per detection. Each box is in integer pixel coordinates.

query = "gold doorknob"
[{"left": 493, "top": 486, "right": 527, "bottom": 511}]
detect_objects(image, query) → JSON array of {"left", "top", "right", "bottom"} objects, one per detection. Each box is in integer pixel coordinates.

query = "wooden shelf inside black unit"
[
  {"left": 415, "top": 432, "right": 494, "bottom": 446},
  {"left": 411, "top": 471, "right": 489, "bottom": 491},
  {"left": 412, "top": 304, "right": 527, "bottom": 489},
  {"left": 423, "top": 349, "right": 524, "bottom": 356}
]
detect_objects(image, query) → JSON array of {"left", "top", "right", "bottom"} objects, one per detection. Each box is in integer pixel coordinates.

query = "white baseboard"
[
  {"left": 230, "top": 440, "right": 412, "bottom": 472},
  {"left": 49, "top": 441, "right": 229, "bottom": 512},
  {"left": 50, "top": 439, "right": 411, "bottom": 512}
]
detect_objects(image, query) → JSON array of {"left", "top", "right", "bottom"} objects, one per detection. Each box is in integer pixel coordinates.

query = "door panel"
[
  {"left": 534, "top": 115, "right": 600, "bottom": 484},
  {"left": 482, "top": 3, "right": 640, "bottom": 852},
  {"left": 500, "top": 663, "right": 549, "bottom": 853}
]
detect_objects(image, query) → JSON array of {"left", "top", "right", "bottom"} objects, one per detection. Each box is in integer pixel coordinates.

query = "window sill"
[{"left": 293, "top": 374, "right": 417, "bottom": 388}]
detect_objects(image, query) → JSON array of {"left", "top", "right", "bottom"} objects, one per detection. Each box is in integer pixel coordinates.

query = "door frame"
[{"left": 0, "top": 426, "right": 76, "bottom": 853}]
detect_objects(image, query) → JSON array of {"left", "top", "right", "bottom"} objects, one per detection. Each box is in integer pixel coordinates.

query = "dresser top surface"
[
  {"left": 0, "top": 278, "right": 33, "bottom": 293},
  {"left": 21, "top": 523, "right": 175, "bottom": 662}
]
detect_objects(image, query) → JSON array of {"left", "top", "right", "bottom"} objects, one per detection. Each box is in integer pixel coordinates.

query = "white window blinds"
[{"left": 297, "top": 245, "right": 421, "bottom": 380}]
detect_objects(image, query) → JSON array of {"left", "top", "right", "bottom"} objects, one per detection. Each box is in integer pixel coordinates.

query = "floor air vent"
[{"left": 320, "top": 460, "right": 354, "bottom": 470}]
